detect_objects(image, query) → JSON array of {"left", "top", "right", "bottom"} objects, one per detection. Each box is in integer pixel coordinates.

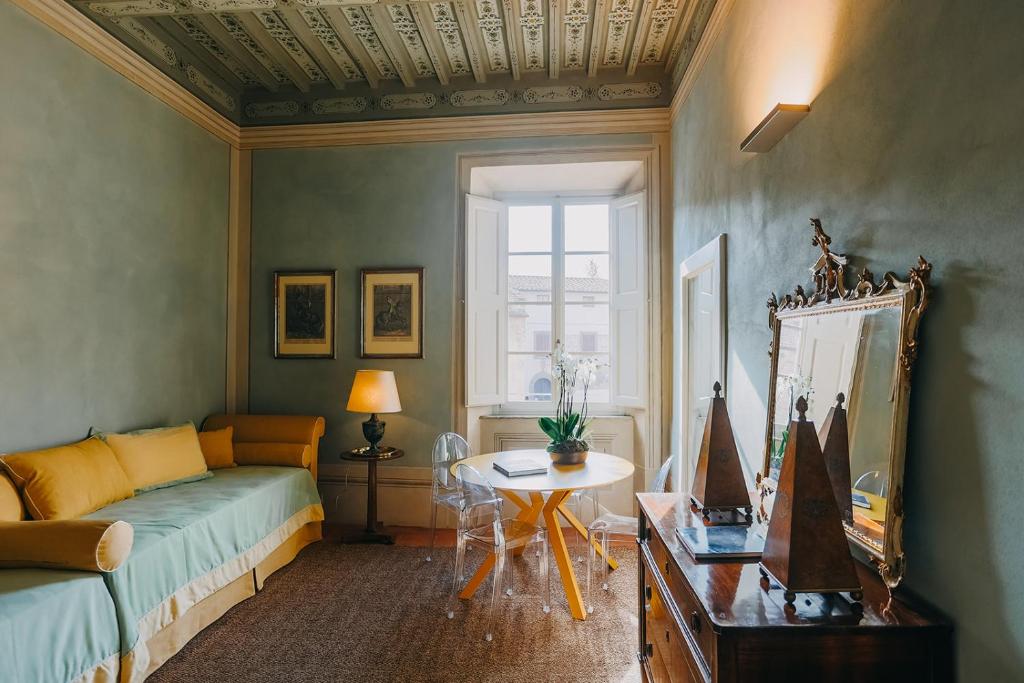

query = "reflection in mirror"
[{"left": 767, "top": 305, "right": 902, "bottom": 550}]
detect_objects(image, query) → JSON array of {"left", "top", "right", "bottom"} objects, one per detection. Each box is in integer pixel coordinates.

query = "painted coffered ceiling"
[{"left": 67, "top": 0, "right": 718, "bottom": 125}]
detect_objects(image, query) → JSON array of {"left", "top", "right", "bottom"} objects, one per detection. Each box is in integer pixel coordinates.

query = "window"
[
  {"left": 466, "top": 191, "right": 647, "bottom": 412},
  {"left": 505, "top": 199, "right": 611, "bottom": 406}
]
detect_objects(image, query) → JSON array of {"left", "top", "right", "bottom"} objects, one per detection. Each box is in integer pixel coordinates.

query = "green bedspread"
[
  {"left": 83, "top": 465, "right": 321, "bottom": 655},
  {"left": 0, "top": 569, "right": 119, "bottom": 683}
]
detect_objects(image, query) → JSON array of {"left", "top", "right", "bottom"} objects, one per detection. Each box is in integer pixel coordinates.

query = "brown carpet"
[{"left": 149, "top": 541, "right": 641, "bottom": 683}]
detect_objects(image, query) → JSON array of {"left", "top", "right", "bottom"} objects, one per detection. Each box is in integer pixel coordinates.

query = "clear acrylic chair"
[
  {"left": 426, "top": 432, "right": 471, "bottom": 563},
  {"left": 446, "top": 463, "right": 550, "bottom": 642},
  {"left": 586, "top": 455, "right": 675, "bottom": 613}
]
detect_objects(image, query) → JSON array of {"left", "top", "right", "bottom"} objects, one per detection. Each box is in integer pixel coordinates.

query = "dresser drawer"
[
  {"left": 647, "top": 531, "right": 715, "bottom": 668},
  {"left": 642, "top": 558, "right": 704, "bottom": 683}
]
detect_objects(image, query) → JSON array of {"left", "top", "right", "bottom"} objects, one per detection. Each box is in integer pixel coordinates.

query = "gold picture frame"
[
  {"left": 274, "top": 270, "right": 336, "bottom": 359},
  {"left": 758, "top": 220, "right": 931, "bottom": 590},
  {"left": 360, "top": 267, "right": 423, "bottom": 359}
]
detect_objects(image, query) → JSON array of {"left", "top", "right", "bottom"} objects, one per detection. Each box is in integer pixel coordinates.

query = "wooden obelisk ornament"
[
  {"left": 759, "top": 396, "right": 862, "bottom": 613},
  {"left": 690, "top": 382, "right": 753, "bottom": 523},
  {"left": 819, "top": 393, "right": 853, "bottom": 526}
]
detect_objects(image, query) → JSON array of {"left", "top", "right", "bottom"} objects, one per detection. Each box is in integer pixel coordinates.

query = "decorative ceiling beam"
[
  {"left": 212, "top": 13, "right": 293, "bottom": 85},
  {"left": 155, "top": 16, "right": 250, "bottom": 88},
  {"left": 365, "top": 4, "right": 418, "bottom": 86},
  {"left": 83, "top": 0, "right": 276, "bottom": 17},
  {"left": 252, "top": 10, "right": 329, "bottom": 83},
  {"left": 452, "top": 0, "right": 487, "bottom": 83},
  {"left": 472, "top": 0, "right": 511, "bottom": 74},
  {"left": 277, "top": 8, "right": 348, "bottom": 89},
  {"left": 516, "top": 0, "right": 544, "bottom": 72},
  {"left": 587, "top": 0, "right": 608, "bottom": 76},
  {"left": 547, "top": 0, "right": 559, "bottom": 79},
  {"left": 294, "top": 7, "right": 365, "bottom": 83},
  {"left": 336, "top": 6, "right": 404, "bottom": 85},
  {"left": 625, "top": 0, "right": 653, "bottom": 75},
  {"left": 428, "top": 2, "right": 473, "bottom": 78},
  {"left": 602, "top": 0, "right": 636, "bottom": 67},
  {"left": 662, "top": 0, "right": 697, "bottom": 71},
  {"left": 408, "top": 2, "right": 450, "bottom": 85},
  {"left": 321, "top": 6, "right": 381, "bottom": 88},
  {"left": 638, "top": 0, "right": 680, "bottom": 66},
  {"left": 562, "top": 0, "right": 589, "bottom": 70},
  {"left": 194, "top": 13, "right": 280, "bottom": 90},
  {"left": 499, "top": 0, "right": 521, "bottom": 79},
  {"left": 236, "top": 13, "right": 312, "bottom": 91},
  {"left": 386, "top": 4, "right": 440, "bottom": 82}
]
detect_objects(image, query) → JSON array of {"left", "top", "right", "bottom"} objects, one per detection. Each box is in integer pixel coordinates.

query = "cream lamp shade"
[{"left": 346, "top": 370, "right": 402, "bottom": 414}]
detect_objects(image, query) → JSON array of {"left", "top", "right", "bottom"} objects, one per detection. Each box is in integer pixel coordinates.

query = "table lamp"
[{"left": 346, "top": 369, "right": 402, "bottom": 452}]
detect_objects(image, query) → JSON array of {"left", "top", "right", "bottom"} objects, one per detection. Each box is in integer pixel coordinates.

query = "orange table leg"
[
  {"left": 556, "top": 501, "right": 619, "bottom": 571},
  {"left": 544, "top": 489, "right": 587, "bottom": 620},
  {"left": 459, "top": 491, "right": 544, "bottom": 599}
]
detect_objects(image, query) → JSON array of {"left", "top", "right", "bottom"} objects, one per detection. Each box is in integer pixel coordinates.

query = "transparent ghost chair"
[
  {"left": 426, "top": 432, "right": 472, "bottom": 563},
  {"left": 445, "top": 463, "right": 550, "bottom": 642},
  {"left": 586, "top": 455, "right": 675, "bottom": 613}
]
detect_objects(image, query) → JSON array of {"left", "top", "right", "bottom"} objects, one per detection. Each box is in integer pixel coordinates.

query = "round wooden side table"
[{"left": 340, "top": 446, "right": 404, "bottom": 544}]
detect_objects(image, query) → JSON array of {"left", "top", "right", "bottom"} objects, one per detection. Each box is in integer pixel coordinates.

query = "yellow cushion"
[
  {"left": 0, "top": 438, "right": 133, "bottom": 521},
  {"left": 104, "top": 424, "right": 209, "bottom": 492},
  {"left": 234, "top": 442, "right": 311, "bottom": 469},
  {"left": 198, "top": 427, "right": 235, "bottom": 469},
  {"left": 0, "top": 519, "right": 134, "bottom": 572},
  {"left": 0, "top": 472, "right": 25, "bottom": 521}
]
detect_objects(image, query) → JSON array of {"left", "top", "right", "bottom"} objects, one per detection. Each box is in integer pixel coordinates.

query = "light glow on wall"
[{"left": 733, "top": 0, "right": 842, "bottom": 144}]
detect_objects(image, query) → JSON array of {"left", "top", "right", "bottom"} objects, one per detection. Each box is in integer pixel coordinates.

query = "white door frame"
[{"left": 677, "top": 233, "right": 726, "bottom": 493}]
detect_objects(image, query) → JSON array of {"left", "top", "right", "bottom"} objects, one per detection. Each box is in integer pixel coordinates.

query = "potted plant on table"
[{"left": 538, "top": 343, "right": 601, "bottom": 466}]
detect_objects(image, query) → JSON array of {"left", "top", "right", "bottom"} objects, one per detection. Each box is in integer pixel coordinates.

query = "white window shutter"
[
  {"left": 465, "top": 194, "right": 508, "bottom": 407},
  {"left": 610, "top": 191, "right": 647, "bottom": 408}
]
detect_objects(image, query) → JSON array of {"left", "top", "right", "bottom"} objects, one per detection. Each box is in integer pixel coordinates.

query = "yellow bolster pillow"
[
  {"left": 0, "top": 472, "right": 25, "bottom": 521},
  {"left": 233, "top": 442, "right": 311, "bottom": 469},
  {"left": 0, "top": 438, "right": 133, "bottom": 521},
  {"left": 0, "top": 519, "right": 134, "bottom": 572},
  {"left": 198, "top": 427, "right": 235, "bottom": 470}
]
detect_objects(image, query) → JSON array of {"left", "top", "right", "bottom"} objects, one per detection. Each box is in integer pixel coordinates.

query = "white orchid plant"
[
  {"left": 538, "top": 342, "right": 602, "bottom": 454},
  {"left": 770, "top": 374, "right": 815, "bottom": 471}
]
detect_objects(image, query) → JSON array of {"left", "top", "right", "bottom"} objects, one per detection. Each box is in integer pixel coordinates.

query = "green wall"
[
  {"left": 670, "top": 0, "right": 1024, "bottom": 679},
  {"left": 250, "top": 133, "right": 653, "bottom": 467},
  {"left": 0, "top": 2, "right": 230, "bottom": 451}
]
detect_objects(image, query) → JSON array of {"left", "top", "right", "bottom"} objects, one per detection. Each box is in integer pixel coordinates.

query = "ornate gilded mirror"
[{"left": 758, "top": 220, "right": 932, "bottom": 589}]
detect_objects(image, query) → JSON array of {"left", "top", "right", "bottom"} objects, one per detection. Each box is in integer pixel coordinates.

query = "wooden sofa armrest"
[{"left": 201, "top": 414, "right": 326, "bottom": 481}]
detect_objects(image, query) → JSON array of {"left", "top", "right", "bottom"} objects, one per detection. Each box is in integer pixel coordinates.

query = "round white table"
[{"left": 453, "top": 450, "right": 635, "bottom": 621}]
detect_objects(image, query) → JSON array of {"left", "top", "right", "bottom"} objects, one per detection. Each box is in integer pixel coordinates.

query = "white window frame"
[{"left": 498, "top": 192, "right": 620, "bottom": 415}]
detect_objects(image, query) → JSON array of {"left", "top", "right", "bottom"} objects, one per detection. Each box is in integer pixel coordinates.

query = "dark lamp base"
[{"left": 361, "top": 413, "right": 386, "bottom": 451}]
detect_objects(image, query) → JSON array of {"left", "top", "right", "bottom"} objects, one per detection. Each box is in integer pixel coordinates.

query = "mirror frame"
[{"left": 757, "top": 219, "right": 932, "bottom": 589}]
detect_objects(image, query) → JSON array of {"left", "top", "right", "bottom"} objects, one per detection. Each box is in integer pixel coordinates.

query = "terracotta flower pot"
[{"left": 547, "top": 442, "right": 589, "bottom": 466}]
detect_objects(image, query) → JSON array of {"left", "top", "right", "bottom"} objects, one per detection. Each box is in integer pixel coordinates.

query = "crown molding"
[
  {"left": 237, "top": 107, "right": 671, "bottom": 149},
  {"left": 668, "top": 0, "right": 735, "bottom": 121},
  {"left": 11, "top": 0, "right": 241, "bottom": 146}
]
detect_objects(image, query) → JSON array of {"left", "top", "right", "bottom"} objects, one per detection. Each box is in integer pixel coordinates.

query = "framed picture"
[
  {"left": 360, "top": 267, "right": 423, "bottom": 359},
  {"left": 274, "top": 270, "right": 336, "bottom": 359}
]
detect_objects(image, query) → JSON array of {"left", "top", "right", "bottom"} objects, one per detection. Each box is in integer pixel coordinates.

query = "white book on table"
[{"left": 493, "top": 455, "right": 548, "bottom": 478}]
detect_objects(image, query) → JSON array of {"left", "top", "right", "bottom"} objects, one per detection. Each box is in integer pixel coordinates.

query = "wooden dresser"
[{"left": 637, "top": 493, "right": 953, "bottom": 683}]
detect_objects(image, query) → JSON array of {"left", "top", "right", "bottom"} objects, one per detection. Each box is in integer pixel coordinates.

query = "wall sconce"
[{"left": 740, "top": 104, "right": 810, "bottom": 153}]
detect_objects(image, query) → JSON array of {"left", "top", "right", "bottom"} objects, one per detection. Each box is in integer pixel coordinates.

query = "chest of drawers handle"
[{"left": 690, "top": 611, "right": 701, "bottom": 634}]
